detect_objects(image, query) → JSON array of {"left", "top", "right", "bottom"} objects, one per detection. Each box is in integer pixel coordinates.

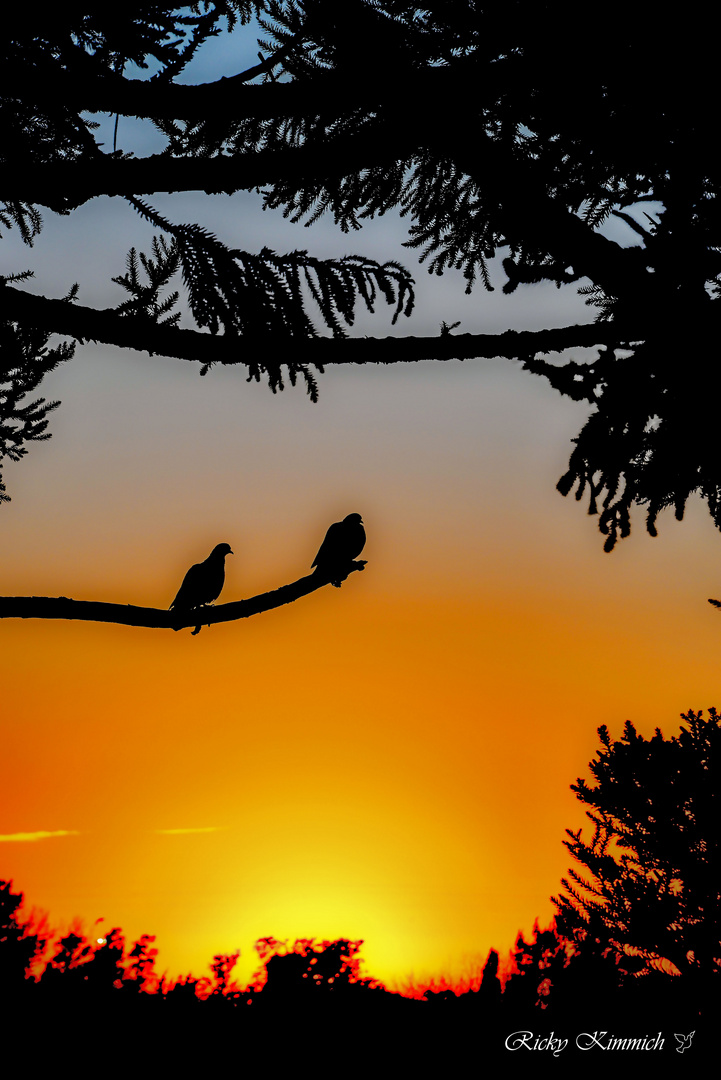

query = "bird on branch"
[
  {"left": 312, "top": 513, "right": 366, "bottom": 587},
  {"left": 170, "top": 542, "right": 233, "bottom": 634}
]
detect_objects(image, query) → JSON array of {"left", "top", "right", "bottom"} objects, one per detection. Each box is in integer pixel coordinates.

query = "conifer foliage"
[
  {"left": 554, "top": 709, "right": 720, "bottom": 991},
  {"left": 1, "top": 2, "right": 719, "bottom": 545},
  {"left": 0, "top": 273, "right": 76, "bottom": 503},
  {"left": 120, "top": 198, "right": 414, "bottom": 394}
]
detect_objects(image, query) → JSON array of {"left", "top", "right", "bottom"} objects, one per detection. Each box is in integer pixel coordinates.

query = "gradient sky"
[{"left": 2, "top": 21, "right": 720, "bottom": 992}]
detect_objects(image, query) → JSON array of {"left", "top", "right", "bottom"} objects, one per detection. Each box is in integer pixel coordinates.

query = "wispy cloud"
[
  {"left": 154, "top": 826, "right": 224, "bottom": 835},
  {"left": 0, "top": 830, "right": 80, "bottom": 843}
]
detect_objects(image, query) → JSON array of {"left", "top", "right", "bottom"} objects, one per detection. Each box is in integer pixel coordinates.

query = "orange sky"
[
  {"left": 3, "top": 349, "right": 720, "bottom": 991},
  {"left": 2, "top": 25, "right": 721, "bottom": 994}
]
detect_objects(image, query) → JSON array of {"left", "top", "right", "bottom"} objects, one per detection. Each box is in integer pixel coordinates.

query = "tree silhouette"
[
  {"left": 553, "top": 709, "right": 720, "bottom": 1008},
  {"left": 501, "top": 916, "right": 647, "bottom": 1020},
  {"left": 0, "top": 880, "right": 48, "bottom": 996},
  {"left": 502, "top": 920, "right": 572, "bottom": 1012},
  {"left": 252, "top": 935, "right": 378, "bottom": 1002},
  {"left": 2, "top": 3, "right": 718, "bottom": 548}
]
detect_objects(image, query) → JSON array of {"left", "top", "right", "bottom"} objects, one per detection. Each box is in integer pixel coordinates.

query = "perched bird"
[
  {"left": 312, "top": 513, "right": 366, "bottom": 587},
  {"left": 170, "top": 543, "right": 233, "bottom": 613}
]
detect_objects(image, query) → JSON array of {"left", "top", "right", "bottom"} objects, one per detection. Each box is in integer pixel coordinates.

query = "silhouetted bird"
[
  {"left": 312, "top": 513, "right": 365, "bottom": 587},
  {"left": 170, "top": 543, "right": 233, "bottom": 612}
]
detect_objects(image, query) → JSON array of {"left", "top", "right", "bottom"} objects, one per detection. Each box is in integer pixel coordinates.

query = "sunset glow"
[
  {"left": 3, "top": 343, "right": 719, "bottom": 991},
  {"left": 2, "top": 17, "right": 719, "bottom": 1003}
]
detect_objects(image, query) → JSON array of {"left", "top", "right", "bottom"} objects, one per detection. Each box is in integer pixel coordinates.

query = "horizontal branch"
[
  {"left": 2, "top": 285, "right": 639, "bottom": 365},
  {"left": 1, "top": 62, "right": 502, "bottom": 123},
  {"left": 3, "top": 123, "right": 647, "bottom": 298},
  {"left": 0, "top": 563, "right": 367, "bottom": 631},
  {"left": 2, "top": 127, "right": 408, "bottom": 211}
]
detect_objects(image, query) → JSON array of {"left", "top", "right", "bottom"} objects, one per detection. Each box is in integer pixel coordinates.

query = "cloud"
[
  {"left": 154, "top": 826, "right": 224, "bottom": 835},
  {"left": 0, "top": 830, "right": 80, "bottom": 843}
]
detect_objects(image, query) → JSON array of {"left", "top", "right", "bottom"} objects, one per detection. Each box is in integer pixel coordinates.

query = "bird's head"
[
  {"left": 344, "top": 513, "right": 363, "bottom": 525},
  {"left": 211, "top": 542, "right": 234, "bottom": 557}
]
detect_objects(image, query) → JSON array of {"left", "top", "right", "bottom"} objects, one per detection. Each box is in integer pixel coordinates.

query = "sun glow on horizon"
[{"left": 3, "top": 339, "right": 720, "bottom": 991}]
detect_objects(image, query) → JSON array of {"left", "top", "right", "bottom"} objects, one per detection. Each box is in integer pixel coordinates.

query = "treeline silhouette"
[
  {"left": 2, "top": 710, "right": 715, "bottom": 1060},
  {"left": 0, "top": 882, "right": 702, "bottom": 1062}
]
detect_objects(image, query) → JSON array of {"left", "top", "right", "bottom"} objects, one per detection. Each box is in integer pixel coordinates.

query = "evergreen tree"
[
  {"left": 1, "top": 2, "right": 719, "bottom": 547},
  {"left": 553, "top": 709, "right": 720, "bottom": 1007}
]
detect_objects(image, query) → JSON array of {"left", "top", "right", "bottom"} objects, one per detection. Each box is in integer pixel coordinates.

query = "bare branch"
[{"left": 0, "top": 562, "right": 367, "bottom": 631}]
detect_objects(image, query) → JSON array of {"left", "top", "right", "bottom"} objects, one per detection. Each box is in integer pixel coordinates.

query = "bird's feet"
[
  {"left": 190, "top": 603, "right": 214, "bottom": 636},
  {"left": 328, "top": 560, "right": 367, "bottom": 587}
]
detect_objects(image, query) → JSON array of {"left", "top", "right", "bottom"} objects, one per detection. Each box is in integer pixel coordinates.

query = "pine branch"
[
  {"left": 2, "top": 284, "right": 635, "bottom": 367},
  {"left": 1, "top": 127, "right": 411, "bottom": 211},
  {"left": 111, "top": 235, "right": 181, "bottom": 325},
  {"left": 5, "top": 122, "right": 649, "bottom": 309},
  {"left": 1, "top": 277, "right": 77, "bottom": 501},
  {"left": 0, "top": 65, "right": 501, "bottom": 125},
  {"left": 0, "top": 563, "right": 367, "bottom": 630}
]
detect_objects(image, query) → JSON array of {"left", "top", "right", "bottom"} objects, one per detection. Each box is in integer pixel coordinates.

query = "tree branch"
[
  {"left": 4, "top": 117, "right": 647, "bottom": 299},
  {"left": 0, "top": 563, "right": 367, "bottom": 631},
  {"left": 0, "top": 64, "right": 496, "bottom": 124},
  {"left": 1, "top": 284, "right": 638, "bottom": 365},
  {"left": 443, "top": 129, "right": 649, "bottom": 298},
  {"left": 1, "top": 126, "right": 412, "bottom": 211}
]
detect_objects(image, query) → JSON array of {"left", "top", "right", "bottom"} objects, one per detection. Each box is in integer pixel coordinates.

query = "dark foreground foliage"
[
  {"left": 2, "top": 711, "right": 715, "bottom": 1061},
  {"left": 0, "top": 878, "right": 705, "bottom": 1065}
]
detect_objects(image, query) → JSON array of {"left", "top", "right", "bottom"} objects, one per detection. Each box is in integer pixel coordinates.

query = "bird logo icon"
[{"left": 674, "top": 1031, "right": 695, "bottom": 1054}]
